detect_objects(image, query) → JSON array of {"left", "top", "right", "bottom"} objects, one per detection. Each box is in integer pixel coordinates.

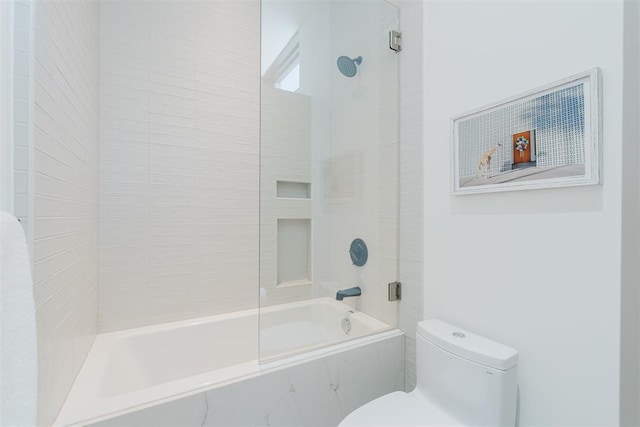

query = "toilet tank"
[{"left": 416, "top": 320, "right": 518, "bottom": 426}]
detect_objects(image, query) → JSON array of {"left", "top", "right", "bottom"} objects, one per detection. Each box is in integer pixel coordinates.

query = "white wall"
[
  {"left": 423, "top": 0, "right": 624, "bottom": 425},
  {"left": 620, "top": 0, "right": 640, "bottom": 424},
  {"left": 98, "top": 0, "right": 260, "bottom": 331},
  {"left": 32, "top": 0, "right": 100, "bottom": 424}
]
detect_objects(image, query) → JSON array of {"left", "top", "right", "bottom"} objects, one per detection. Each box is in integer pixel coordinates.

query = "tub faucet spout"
[{"left": 336, "top": 286, "right": 361, "bottom": 301}]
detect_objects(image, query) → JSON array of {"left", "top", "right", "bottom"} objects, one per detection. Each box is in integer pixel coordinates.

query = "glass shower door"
[{"left": 259, "top": 0, "right": 399, "bottom": 361}]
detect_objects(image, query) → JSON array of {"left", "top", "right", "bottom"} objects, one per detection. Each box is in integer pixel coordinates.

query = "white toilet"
[{"left": 339, "top": 319, "right": 519, "bottom": 426}]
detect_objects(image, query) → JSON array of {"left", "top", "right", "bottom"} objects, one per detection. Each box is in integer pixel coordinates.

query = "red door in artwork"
[{"left": 513, "top": 131, "right": 532, "bottom": 164}]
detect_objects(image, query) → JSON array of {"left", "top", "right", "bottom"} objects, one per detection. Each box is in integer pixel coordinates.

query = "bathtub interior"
[
  {"left": 99, "top": 314, "right": 258, "bottom": 397},
  {"left": 259, "top": 298, "right": 390, "bottom": 360}
]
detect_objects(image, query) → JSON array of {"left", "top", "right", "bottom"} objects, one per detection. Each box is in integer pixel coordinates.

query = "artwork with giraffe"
[{"left": 451, "top": 69, "right": 601, "bottom": 195}]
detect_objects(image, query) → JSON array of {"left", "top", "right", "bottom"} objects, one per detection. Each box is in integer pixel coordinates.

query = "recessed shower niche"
[
  {"left": 276, "top": 181, "right": 311, "bottom": 199},
  {"left": 277, "top": 218, "right": 312, "bottom": 287}
]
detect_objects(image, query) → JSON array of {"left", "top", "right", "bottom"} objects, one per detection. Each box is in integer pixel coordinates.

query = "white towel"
[{"left": 0, "top": 211, "right": 37, "bottom": 427}]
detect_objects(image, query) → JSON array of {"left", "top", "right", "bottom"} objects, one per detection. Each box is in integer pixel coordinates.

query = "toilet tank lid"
[{"left": 417, "top": 319, "right": 518, "bottom": 371}]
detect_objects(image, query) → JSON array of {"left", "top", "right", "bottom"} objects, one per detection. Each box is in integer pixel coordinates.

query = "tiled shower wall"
[
  {"left": 327, "top": 0, "right": 399, "bottom": 329},
  {"left": 98, "top": 0, "right": 260, "bottom": 331},
  {"left": 31, "top": 0, "right": 100, "bottom": 424},
  {"left": 259, "top": 0, "right": 332, "bottom": 309},
  {"left": 98, "top": 0, "right": 423, "bottom": 364},
  {"left": 12, "top": 0, "right": 30, "bottom": 235},
  {"left": 259, "top": 87, "right": 316, "bottom": 306}
]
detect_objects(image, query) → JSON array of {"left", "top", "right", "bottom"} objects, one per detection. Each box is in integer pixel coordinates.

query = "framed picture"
[{"left": 451, "top": 68, "right": 601, "bottom": 195}]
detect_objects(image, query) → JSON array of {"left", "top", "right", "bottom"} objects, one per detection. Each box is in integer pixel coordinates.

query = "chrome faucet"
[{"left": 336, "top": 286, "right": 361, "bottom": 301}]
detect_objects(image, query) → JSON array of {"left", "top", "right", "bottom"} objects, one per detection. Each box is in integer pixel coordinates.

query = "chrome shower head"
[{"left": 337, "top": 55, "right": 362, "bottom": 78}]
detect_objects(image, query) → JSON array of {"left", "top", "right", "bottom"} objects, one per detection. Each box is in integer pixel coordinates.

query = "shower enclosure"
[
  {"left": 259, "top": 0, "right": 400, "bottom": 361},
  {"left": 6, "top": 0, "right": 403, "bottom": 423}
]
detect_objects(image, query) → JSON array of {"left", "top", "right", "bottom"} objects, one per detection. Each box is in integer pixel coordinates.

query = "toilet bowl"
[{"left": 339, "top": 319, "right": 519, "bottom": 426}]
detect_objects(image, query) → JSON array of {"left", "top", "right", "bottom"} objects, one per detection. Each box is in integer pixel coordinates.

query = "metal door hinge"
[
  {"left": 389, "top": 30, "right": 402, "bottom": 52},
  {"left": 388, "top": 281, "right": 401, "bottom": 301}
]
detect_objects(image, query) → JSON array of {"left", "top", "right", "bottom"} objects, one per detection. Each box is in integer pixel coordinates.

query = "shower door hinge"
[
  {"left": 388, "top": 281, "right": 401, "bottom": 301},
  {"left": 389, "top": 30, "right": 402, "bottom": 52}
]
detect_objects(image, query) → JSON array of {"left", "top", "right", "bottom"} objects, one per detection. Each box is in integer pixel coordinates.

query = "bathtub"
[{"left": 55, "top": 298, "right": 398, "bottom": 426}]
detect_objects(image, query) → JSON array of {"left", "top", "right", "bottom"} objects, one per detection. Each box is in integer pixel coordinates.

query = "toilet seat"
[{"left": 338, "top": 391, "right": 462, "bottom": 427}]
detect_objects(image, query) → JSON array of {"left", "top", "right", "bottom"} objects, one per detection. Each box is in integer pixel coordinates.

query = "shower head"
[{"left": 337, "top": 55, "right": 362, "bottom": 78}]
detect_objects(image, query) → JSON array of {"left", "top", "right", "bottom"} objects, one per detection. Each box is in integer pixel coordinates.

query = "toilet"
[{"left": 339, "top": 319, "right": 519, "bottom": 426}]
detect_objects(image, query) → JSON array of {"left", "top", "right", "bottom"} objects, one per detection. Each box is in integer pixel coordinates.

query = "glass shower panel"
[{"left": 259, "top": 0, "right": 399, "bottom": 362}]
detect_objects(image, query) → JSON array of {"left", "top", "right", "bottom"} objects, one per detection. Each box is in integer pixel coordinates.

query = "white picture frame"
[{"left": 451, "top": 68, "right": 601, "bottom": 195}]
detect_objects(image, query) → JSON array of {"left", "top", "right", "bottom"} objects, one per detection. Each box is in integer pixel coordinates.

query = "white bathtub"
[{"left": 55, "top": 298, "right": 394, "bottom": 426}]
